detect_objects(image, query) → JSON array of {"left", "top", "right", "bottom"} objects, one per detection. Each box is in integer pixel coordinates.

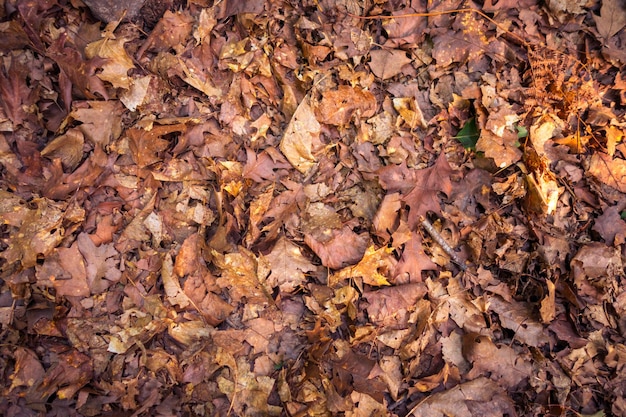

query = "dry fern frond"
[{"left": 524, "top": 44, "right": 599, "bottom": 119}]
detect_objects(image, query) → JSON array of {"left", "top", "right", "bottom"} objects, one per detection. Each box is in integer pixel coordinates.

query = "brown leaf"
[
  {"left": 0, "top": 56, "right": 33, "bottom": 126},
  {"left": 593, "top": 202, "right": 626, "bottom": 245},
  {"left": 243, "top": 147, "right": 291, "bottom": 183},
  {"left": 127, "top": 124, "right": 186, "bottom": 168},
  {"left": 85, "top": 28, "right": 135, "bottom": 89},
  {"left": 0, "top": 195, "right": 65, "bottom": 269},
  {"left": 409, "top": 377, "right": 517, "bottom": 417},
  {"left": 280, "top": 95, "right": 321, "bottom": 173},
  {"left": 213, "top": 247, "right": 273, "bottom": 304},
  {"left": 476, "top": 129, "right": 522, "bottom": 169},
  {"left": 540, "top": 279, "right": 557, "bottom": 323},
  {"left": 593, "top": 0, "right": 626, "bottom": 40},
  {"left": 486, "top": 294, "right": 550, "bottom": 347},
  {"left": 377, "top": 154, "right": 454, "bottom": 228},
  {"left": 137, "top": 10, "right": 194, "bottom": 58},
  {"left": 462, "top": 333, "right": 533, "bottom": 389},
  {"left": 265, "top": 237, "right": 316, "bottom": 293},
  {"left": 40, "top": 128, "right": 84, "bottom": 171},
  {"left": 76, "top": 232, "right": 122, "bottom": 294},
  {"left": 330, "top": 245, "right": 396, "bottom": 287},
  {"left": 70, "top": 101, "right": 123, "bottom": 146},
  {"left": 314, "top": 85, "right": 377, "bottom": 126},
  {"left": 393, "top": 232, "right": 437, "bottom": 283},
  {"left": 47, "top": 33, "right": 109, "bottom": 100},
  {"left": 54, "top": 243, "right": 90, "bottom": 297},
  {"left": 363, "top": 283, "right": 428, "bottom": 328},
  {"left": 8, "top": 347, "right": 45, "bottom": 395},
  {"left": 39, "top": 349, "right": 93, "bottom": 401},
  {"left": 588, "top": 152, "right": 626, "bottom": 193},
  {"left": 304, "top": 226, "right": 370, "bottom": 270}
]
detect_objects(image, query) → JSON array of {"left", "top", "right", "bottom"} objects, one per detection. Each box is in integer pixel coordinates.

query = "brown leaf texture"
[{"left": 3, "top": 1, "right": 626, "bottom": 416}]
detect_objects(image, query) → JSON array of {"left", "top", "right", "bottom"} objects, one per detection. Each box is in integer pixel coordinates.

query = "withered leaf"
[
  {"left": 330, "top": 245, "right": 396, "bottom": 287},
  {"left": 409, "top": 377, "right": 517, "bottom": 417},
  {"left": 369, "top": 49, "right": 412, "bottom": 81},
  {"left": 378, "top": 154, "right": 454, "bottom": 227},
  {"left": 280, "top": 95, "right": 321, "bottom": 173},
  {"left": 265, "top": 237, "right": 316, "bottom": 293},
  {"left": 314, "top": 85, "right": 377, "bottom": 126},
  {"left": 588, "top": 152, "right": 626, "bottom": 193},
  {"left": 304, "top": 226, "right": 369, "bottom": 270}
]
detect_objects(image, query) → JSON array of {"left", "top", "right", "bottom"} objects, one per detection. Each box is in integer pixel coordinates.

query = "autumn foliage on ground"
[{"left": 1, "top": 0, "right": 626, "bottom": 415}]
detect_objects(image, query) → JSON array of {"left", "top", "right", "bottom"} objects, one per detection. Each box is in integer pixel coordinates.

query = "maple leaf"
[
  {"left": 377, "top": 153, "right": 454, "bottom": 228},
  {"left": 47, "top": 33, "right": 109, "bottom": 101},
  {"left": 330, "top": 245, "right": 396, "bottom": 287},
  {"left": 463, "top": 333, "right": 533, "bottom": 389},
  {"left": 369, "top": 49, "right": 413, "bottom": 80},
  {"left": 588, "top": 152, "right": 626, "bottom": 193},
  {"left": 76, "top": 232, "right": 122, "bottom": 294},
  {"left": 265, "top": 237, "right": 316, "bottom": 293},
  {"left": 393, "top": 232, "right": 437, "bottom": 283},
  {"left": 0, "top": 193, "right": 65, "bottom": 269},
  {"left": 593, "top": 0, "right": 626, "bottom": 40},
  {"left": 243, "top": 147, "right": 291, "bottom": 183},
  {"left": 84, "top": 25, "right": 135, "bottom": 89},
  {"left": 70, "top": 101, "right": 124, "bottom": 146}
]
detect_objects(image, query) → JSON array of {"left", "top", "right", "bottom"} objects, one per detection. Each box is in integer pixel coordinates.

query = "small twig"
[{"left": 419, "top": 215, "right": 467, "bottom": 271}]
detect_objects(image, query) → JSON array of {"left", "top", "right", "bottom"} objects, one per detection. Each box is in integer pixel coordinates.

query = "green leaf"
[
  {"left": 455, "top": 118, "right": 479, "bottom": 150},
  {"left": 516, "top": 124, "right": 528, "bottom": 139}
]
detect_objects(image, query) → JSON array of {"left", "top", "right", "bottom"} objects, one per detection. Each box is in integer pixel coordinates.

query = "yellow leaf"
[{"left": 330, "top": 245, "right": 396, "bottom": 287}]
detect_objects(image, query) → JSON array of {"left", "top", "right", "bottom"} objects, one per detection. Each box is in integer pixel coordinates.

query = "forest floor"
[{"left": 1, "top": 0, "right": 626, "bottom": 416}]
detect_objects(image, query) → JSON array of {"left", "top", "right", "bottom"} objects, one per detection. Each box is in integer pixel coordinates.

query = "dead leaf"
[
  {"left": 540, "top": 279, "right": 557, "bottom": 323},
  {"left": 280, "top": 95, "right": 321, "bottom": 173},
  {"left": 304, "top": 226, "right": 370, "bottom": 270},
  {"left": 314, "top": 85, "right": 377, "bottom": 126},
  {"left": 378, "top": 154, "right": 454, "bottom": 228},
  {"left": 409, "top": 377, "right": 517, "bottom": 417},
  {"left": 84, "top": 22, "right": 135, "bottom": 89},
  {"left": 40, "top": 128, "right": 84, "bottom": 171},
  {"left": 588, "top": 152, "right": 626, "bottom": 192},
  {"left": 265, "top": 237, "right": 316, "bottom": 293},
  {"left": 593, "top": 0, "right": 626, "bottom": 40},
  {"left": 330, "top": 245, "right": 396, "bottom": 287},
  {"left": 70, "top": 101, "right": 123, "bottom": 146},
  {"left": 462, "top": 333, "right": 534, "bottom": 388},
  {"left": 486, "top": 294, "right": 550, "bottom": 347}
]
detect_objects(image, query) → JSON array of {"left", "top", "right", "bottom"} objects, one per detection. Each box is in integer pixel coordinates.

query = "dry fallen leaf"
[
  {"left": 280, "top": 95, "right": 321, "bottom": 173},
  {"left": 330, "top": 245, "right": 396, "bottom": 287}
]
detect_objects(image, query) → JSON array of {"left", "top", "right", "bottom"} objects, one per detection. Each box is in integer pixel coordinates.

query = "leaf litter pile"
[{"left": 1, "top": 0, "right": 626, "bottom": 415}]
